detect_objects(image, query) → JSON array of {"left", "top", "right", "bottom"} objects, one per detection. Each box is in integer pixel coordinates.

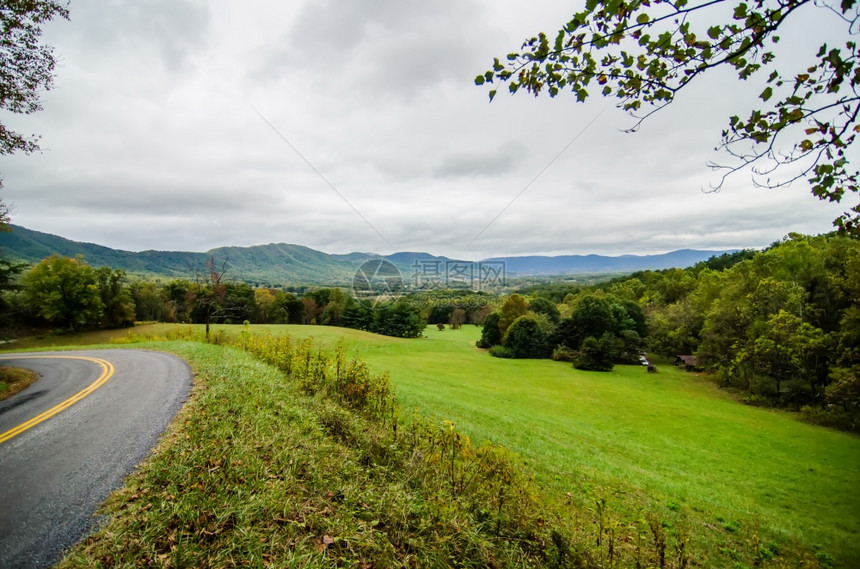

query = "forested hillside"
[{"left": 477, "top": 234, "right": 859, "bottom": 431}]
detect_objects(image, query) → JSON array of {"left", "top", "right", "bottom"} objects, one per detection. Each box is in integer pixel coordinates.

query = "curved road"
[{"left": 0, "top": 350, "right": 191, "bottom": 569}]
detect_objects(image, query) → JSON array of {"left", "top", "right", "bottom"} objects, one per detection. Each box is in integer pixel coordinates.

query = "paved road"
[{"left": 0, "top": 350, "right": 191, "bottom": 569}]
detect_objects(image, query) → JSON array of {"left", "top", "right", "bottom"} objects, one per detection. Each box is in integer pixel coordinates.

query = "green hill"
[
  {"left": 0, "top": 224, "right": 734, "bottom": 286},
  {"left": 0, "top": 225, "right": 370, "bottom": 286}
]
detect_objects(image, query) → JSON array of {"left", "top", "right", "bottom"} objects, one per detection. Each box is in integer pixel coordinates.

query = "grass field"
[
  {"left": 259, "top": 324, "right": 860, "bottom": 564},
  {"left": 7, "top": 322, "right": 860, "bottom": 566}
]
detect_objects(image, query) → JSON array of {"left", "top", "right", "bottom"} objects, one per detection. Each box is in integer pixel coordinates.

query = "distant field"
[{"left": 7, "top": 322, "right": 860, "bottom": 565}]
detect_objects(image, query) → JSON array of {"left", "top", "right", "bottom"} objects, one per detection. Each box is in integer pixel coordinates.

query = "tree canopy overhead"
[
  {"left": 478, "top": 0, "right": 860, "bottom": 233},
  {"left": 0, "top": 0, "right": 69, "bottom": 157}
]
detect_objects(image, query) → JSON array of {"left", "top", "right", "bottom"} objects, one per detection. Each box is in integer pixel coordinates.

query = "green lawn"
[
  {"left": 8, "top": 322, "right": 860, "bottom": 565},
  {"left": 246, "top": 324, "right": 860, "bottom": 565}
]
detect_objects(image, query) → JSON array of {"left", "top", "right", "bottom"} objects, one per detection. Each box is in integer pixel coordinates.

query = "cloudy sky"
[{"left": 0, "top": 0, "right": 853, "bottom": 259}]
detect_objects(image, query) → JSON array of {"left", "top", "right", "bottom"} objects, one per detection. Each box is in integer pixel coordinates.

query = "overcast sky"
[{"left": 0, "top": 0, "right": 853, "bottom": 259}]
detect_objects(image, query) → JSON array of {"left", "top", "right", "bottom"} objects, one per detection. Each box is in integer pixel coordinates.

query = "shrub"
[
  {"left": 799, "top": 405, "right": 859, "bottom": 432},
  {"left": 551, "top": 344, "right": 577, "bottom": 362},
  {"left": 573, "top": 334, "right": 616, "bottom": 371},
  {"left": 489, "top": 345, "right": 514, "bottom": 358},
  {"left": 741, "top": 394, "right": 774, "bottom": 407},
  {"left": 480, "top": 312, "right": 503, "bottom": 348},
  {"left": 502, "top": 315, "right": 549, "bottom": 358}
]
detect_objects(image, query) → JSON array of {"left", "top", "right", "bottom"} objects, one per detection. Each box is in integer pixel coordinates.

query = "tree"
[
  {"left": 373, "top": 301, "right": 425, "bottom": 338},
  {"left": 1, "top": 0, "right": 70, "bottom": 157},
  {"left": 301, "top": 296, "right": 321, "bottom": 324},
  {"left": 129, "top": 280, "right": 174, "bottom": 322},
  {"left": 94, "top": 267, "right": 135, "bottom": 328},
  {"left": 449, "top": 307, "right": 465, "bottom": 329},
  {"left": 1, "top": 1, "right": 69, "bottom": 275},
  {"left": 503, "top": 315, "right": 550, "bottom": 358},
  {"left": 320, "top": 288, "right": 352, "bottom": 327},
  {"left": 479, "top": 0, "right": 860, "bottom": 233},
  {"left": 742, "top": 309, "right": 828, "bottom": 401},
  {"left": 189, "top": 258, "right": 228, "bottom": 341},
  {"left": 23, "top": 255, "right": 102, "bottom": 331},
  {"left": 277, "top": 291, "right": 305, "bottom": 324},
  {"left": 498, "top": 293, "right": 530, "bottom": 333},
  {"left": 478, "top": 312, "right": 503, "bottom": 348},
  {"left": 254, "top": 288, "right": 276, "bottom": 323},
  {"left": 574, "top": 333, "right": 618, "bottom": 372},
  {"left": 342, "top": 301, "right": 373, "bottom": 331},
  {"left": 163, "top": 280, "right": 193, "bottom": 323},
  {"left": 529, "top": 297, "right": 561, "bottom": 323},
  {"left": 0, "top": 204, "right": 26, "bottom": 331},
  {"left": 554, "top": 293, "right": 615, "bottom": 349}
]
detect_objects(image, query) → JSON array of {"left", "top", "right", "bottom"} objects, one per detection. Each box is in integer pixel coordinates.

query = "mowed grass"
[
  {"left": 9, "top": 322, "right": 860, "bottom": 565},
  {"left": 229, "top": 323, "right": 860, "bottom": 564}
]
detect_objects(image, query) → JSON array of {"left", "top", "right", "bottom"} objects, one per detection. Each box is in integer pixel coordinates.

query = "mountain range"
[{"left": 0, "top": 224, "right": 736, "bottom": 286}]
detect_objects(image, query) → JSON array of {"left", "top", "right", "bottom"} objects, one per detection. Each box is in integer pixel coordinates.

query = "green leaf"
[
  {"left": 760, "top": 86, "right": 773, "bottom": 101},
  {"left": 489, "top": 89, "right": 497, "bottom": 102},
  {"left": 707, "top": 26, "right": 721, "bottom": 39},
  {"left": 474, "top": 75, "right": 485, "bottom": 86},
  {"left": 555, "top": 29, "right": 565, "bottom": 52},
  {"left": 637, "top": 13, "right": 650, "bottom": 24}
]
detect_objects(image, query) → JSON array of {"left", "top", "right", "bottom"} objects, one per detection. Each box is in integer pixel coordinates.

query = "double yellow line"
[{"left": 0, "top": 355, "right": 115, "bottom": 444}]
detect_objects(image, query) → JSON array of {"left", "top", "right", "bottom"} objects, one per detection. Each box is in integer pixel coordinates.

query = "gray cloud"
[
  {"left": 1, "top": 0, "right": 851, "bottom": 261},
  {"left": 434, "top": 141, "right": 528, "bottom": 178},
  {"left": 59, "top": 0, "right": 211, "bottom": 71},
  {"left": 262, "top": 0, "right": 485, "bottom": 100}
]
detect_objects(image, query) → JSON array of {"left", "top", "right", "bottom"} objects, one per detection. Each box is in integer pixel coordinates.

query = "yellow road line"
[{"left": 0, "top": 355, "right": 115, "bottom": 444}]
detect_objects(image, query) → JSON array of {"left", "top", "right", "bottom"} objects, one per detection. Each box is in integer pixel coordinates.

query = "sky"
[{"left": 0, "top": 0, "right": 854, "bottom": 260}]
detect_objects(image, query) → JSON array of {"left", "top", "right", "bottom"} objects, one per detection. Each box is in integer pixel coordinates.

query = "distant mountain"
[
  {"left": 0, "top": 225, "right": 735, "bottom": 286},
  {"left": 484, "top": 249, "right": 736, "bottom": 275}
]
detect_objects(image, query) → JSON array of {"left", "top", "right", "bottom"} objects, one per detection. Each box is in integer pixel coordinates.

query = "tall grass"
[
  {"left": 57, "top": 332, "right": 739, "bottom": 569},
  {"left": 17, "top": 323, "right": 853, "bottom": 567}
]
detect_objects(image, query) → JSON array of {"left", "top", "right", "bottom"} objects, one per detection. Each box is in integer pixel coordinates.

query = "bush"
[
  {"left": 573, "top": 334, "right": 616, "bottom": 371},
  {"left": 799, "top": 405, "right": 859, "bottom": 432},
  {"left": 551, "top": 344, "right": 577, "bottom": 362},
  {"left": 480, "top": 312, "right": 503, "bottom": 348},
  {"left": 489, "top": 345, "right": 514, "bottom": 358},
  {"left": 741, "top": 394, "right": 775, "bottom": 407},
  {"left": 502, "top": 315, "right": 549, "bottom": 358}
]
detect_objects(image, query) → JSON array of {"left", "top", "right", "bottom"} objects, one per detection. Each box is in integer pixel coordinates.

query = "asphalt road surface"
[{"left": 0, "top": 350, "right": 191, "bottom": 569}]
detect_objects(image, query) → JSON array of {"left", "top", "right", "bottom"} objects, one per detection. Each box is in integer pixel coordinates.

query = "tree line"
[
  {"left": 0, "top": 254, "right": 427, "bottom": 339},
  {"left": 477, "top": 234, "right": 859, "bottom": 431}
]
